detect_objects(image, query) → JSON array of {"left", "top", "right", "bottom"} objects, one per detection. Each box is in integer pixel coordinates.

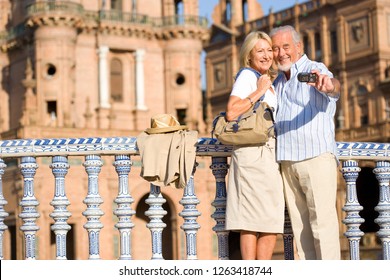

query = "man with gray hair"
[{"left": 270, "top": 25, "right": 341, "bottom": 260}]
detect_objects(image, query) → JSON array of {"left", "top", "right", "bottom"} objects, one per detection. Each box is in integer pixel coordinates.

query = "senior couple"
[{"left": 224, "top": 25, "right": 341, "bottom": 260}]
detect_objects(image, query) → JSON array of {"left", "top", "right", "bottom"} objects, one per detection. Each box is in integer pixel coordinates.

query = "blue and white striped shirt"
[{"left": 274, "top": 55, "right": 339, "bottom": 162}]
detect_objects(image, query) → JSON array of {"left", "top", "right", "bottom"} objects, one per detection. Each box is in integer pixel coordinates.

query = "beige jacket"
[{"left": 136, "top": 130, "right": 198, "bottom": 188}]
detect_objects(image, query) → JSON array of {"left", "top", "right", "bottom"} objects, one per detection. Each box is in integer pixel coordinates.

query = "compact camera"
[{"left": 297, "top": 72, "right": 317, "bottom": 83}]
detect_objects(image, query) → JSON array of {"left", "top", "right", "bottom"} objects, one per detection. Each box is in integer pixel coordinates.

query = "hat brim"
[{"left": 145, "top": 125, "right": 188, "bottom": 134}]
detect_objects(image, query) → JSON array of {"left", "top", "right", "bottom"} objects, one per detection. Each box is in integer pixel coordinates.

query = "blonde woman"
[{"left": 225, "top": 31, "right": 284, "bottom": 260}]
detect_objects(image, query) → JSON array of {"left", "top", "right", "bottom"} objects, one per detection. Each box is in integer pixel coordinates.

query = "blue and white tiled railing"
[{"left": 0, "top": 137, "right": 389, "bottom": 260}]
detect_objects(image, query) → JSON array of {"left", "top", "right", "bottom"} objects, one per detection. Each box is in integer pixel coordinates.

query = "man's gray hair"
[{"left": 269, "top": 25, "right": 301, "bottom": 44}]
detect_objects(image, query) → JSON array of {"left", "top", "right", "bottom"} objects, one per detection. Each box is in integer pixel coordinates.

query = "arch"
[{"left": 356, "top": 167, "right": 380, "bottom": 234}]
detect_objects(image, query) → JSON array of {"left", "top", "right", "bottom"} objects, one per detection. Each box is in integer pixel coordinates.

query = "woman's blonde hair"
[{"left": 238, "top": 31, "right": 278, "bottom": 81}]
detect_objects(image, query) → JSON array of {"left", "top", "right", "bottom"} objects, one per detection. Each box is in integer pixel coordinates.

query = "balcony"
[
  {"left": 0, "top": 136, "right": 389, "bottom": 260},
  {"left": 0, "top": 2, "right": 209, "bottom": 51}
]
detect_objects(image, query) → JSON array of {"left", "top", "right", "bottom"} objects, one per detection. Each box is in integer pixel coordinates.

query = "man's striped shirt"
[{"left": 274, "top": 55, "right": 339, "bottom": 162}]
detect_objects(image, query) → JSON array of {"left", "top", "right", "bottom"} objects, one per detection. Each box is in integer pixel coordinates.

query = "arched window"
[
  {"left": 174, "top": 0, "right": 184, "bottom": 24},
  {"left": 110, "top": 58, "right": 123, "bottom": 102},
  {"left": 174, "top": 0, "right": 184, "bottom": 15},
  {"left": 225, "top": 0, "right": 231, "bottom": 23},
  {"left": 242, "top": 0, "right": 248, "bottom": 22}
]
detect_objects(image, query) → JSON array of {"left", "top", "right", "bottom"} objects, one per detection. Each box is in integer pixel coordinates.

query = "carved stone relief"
[
  {"left": 347, "top": 16, "right": 370, "bottom": 52},
  {"left": 213, "top": 62, "right": 226, "bottom": 90}
]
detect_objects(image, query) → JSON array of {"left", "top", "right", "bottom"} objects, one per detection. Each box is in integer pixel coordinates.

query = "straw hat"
[{"left": 145, "top": 114, "right": 188, "bottom": 134}]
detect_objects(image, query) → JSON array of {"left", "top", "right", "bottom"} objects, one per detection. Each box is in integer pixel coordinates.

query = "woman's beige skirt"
[{"left": 225, "top": 137, "right": 285, "bottom": 233}]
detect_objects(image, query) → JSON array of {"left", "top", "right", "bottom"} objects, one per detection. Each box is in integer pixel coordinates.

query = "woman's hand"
[{"left": 257, "top": 74, "right": 272, "bottom": 93}]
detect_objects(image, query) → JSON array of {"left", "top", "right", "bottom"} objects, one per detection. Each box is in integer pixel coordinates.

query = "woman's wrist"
[{"left": 246, "top": 96, "right": 254, "bottom": 105}]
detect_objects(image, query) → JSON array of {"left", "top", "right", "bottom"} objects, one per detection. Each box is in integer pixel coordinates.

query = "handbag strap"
[
  {"left": 211, "top": 111, "right": 225, "bottom": 138},
  {"left": 236, "top": 68, "right": 266, "bottom": 102},
  {"left": 235, "top": 67, "right": 261, "bottom": 80}
]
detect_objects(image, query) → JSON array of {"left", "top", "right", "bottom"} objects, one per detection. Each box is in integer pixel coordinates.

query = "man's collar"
[{"left": 294, "top": 54, "right": 308, "bottom": 71}]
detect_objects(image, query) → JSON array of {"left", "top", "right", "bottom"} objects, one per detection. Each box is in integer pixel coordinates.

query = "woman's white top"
[{"left": 230, "top": 69, "right": 277, "bottom": 116}]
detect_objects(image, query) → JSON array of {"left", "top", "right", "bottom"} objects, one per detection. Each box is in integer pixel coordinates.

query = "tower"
[
  {"left": 0, "top": 0, "right": 213, "bottom": 260},
  {"left": 0, "top": 0, "right": 209, "bottom": 137}
]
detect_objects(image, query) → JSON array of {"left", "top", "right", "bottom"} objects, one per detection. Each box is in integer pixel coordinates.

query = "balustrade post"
[
  {"left": 113, "top": 155, "right": 135, "bottom": 260},
  {"left": 0, "top": 158, "right": 9, "bottom": 260},
  {"left": 19, "top": 156, "right": 40, "bottom": 260},
  {"left": 283, "top": 206, "right": 294, "bottom": 260},
  {"left": 179, "top": 162, "right": 200, "bottom": 260},
  {"left": 82, "top": 155, "right": 104, "bottom": 260},
  {"left": 341, "top": 160, "right": 364, "bottom": 260},
  {"left": 210, "top": 157, "right": 229, "bottom": 260},
  {"left": 49, "top": 156, "right": 71, "bottom": 260},
  {"left": 373, "top": 161, "right": 390, "bottom": 260},
  {"left": 145, "top": 184, "right": 167, "bottom": 260}
]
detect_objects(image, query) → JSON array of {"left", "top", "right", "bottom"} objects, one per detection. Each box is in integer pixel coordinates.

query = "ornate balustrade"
[
  {"left": 24, "top": 2, "right": 208, "bottom": 28},
  {"left": 0, "top": 137, "right": 389, "bottom": 260},
  {"left": 0, "top": 3, "right": 209, "bottom": 50}
]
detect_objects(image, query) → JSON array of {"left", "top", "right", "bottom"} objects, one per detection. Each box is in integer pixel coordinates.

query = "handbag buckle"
[{"left": 232, "top": 123, "right": 239, "bottom": 133}]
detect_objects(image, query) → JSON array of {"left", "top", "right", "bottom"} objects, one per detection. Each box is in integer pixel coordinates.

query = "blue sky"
[
  {"left": 199, "top": 0, "right": 307, "bottom": 21},
  {"left": 199, "top": 1, "right": 307, "bottom": 89}
]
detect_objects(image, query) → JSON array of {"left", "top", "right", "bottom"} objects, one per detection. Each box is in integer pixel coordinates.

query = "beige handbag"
[{"left": 212, "top": 101, "right": 275, "bottom": 146}]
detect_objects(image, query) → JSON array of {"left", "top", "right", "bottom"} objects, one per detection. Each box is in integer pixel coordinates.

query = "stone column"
[
  {"left": 98, "top": 46, "right": 110, "bottom": 109},
  {"left": 135, "top": 49, "right": 147, "bottom": 111}
]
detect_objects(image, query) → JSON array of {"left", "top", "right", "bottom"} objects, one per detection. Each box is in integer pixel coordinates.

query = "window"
[
  {"left": 176, "top": 109, "right": 186, "bottom": 125},
  {"left": 314, "top": 32, "right": 322, "bottom": 60},
  {"left": 44, "top": 63, "right": 57, "bottom": 79},
  {"left": 303, "top": 35, "right": 310, "bottom": 57},
  {"left": 131, "top": 0, "right": 137, "bottom": 14},
  {"left": 174, "top": 0, "right": 184, "bottom": 24},
  {"left": 242, "top": 0, "right": 248, "bottom": 22},
  {"left": 174, "top": 0, "right": 184, "bottom": 15},
  {"left": 357, "top": 85, "right": 369, "bottom": 125},
  {"left": 110, "top": 58, "right": 123, "bottom": 102},
  {"left": 330, "top": 30, "right": 338, "bottom": 54},
  {"left": 111, "top": 0, "right": 122, "bottom": 10},
  {"left": 47, "top": 101, "right": 57, "bottom": 120},
  {"left": 225, "top": 0, "right": 231, "bottom": 23},
  {"left": 175, "top": 73, "right": 185, "bottom": 86}
]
